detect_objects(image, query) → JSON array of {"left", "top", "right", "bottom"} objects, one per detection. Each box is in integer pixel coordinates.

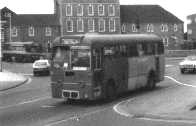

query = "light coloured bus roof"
[{"left": 52, "top": 34, "right": 162, "bottom": 47}]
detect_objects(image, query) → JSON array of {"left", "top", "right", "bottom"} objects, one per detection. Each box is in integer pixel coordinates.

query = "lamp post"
[
  {"left": 0, "top": 10, "right": 2, "bottom": 72},
  {"left": 8, "top": 13, "right": 12, "bottom": 42}
]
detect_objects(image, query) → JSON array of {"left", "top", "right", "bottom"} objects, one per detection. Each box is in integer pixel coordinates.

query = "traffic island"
[{"left": 0, "top": 71, "right": 28, "bottom": 91}]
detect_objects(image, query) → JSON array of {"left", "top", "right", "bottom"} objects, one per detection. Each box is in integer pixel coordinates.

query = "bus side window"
[
  {"left": 137, "top": 44, "right": 144, "bottom": 56},
  {"left": 93, "top": 48, "right": 102, "bottom": 69},
  {"left": 128, "top": 44, "right": 138, "bottom": 57},
  {"left": 146, "top": 43, "right": 153, "bottom": 55},
  {"left": 120, "top": 45, "right": 127, "bottom": 57}
]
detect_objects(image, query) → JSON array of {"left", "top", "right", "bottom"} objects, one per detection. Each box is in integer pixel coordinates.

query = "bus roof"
[{"left": 52, "top": 34, "right": 162, "bottom": 47}]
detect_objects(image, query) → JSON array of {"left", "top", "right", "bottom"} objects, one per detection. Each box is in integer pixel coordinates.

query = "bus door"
[
  {"left": 136, "top": 43, "right": 148, "bottom": 88},
  {"left": 127, "top": 44, "right": 138, "bottom": 91},
  {"left": 92, "top": 48, "right": 104, "bottom": 90}
]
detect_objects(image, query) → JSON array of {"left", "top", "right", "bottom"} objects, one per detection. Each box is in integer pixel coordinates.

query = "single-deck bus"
[{"left": 50, "top": 34, "right": 164, "bottom": 101}]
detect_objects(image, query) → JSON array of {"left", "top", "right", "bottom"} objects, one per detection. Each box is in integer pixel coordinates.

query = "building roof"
[
  {"left": 120, "top": 5, "right": 183, "bottom": 24},
  {"left": 1, "top": 7, "right": 16, "bottom": 15},
  {"left": 187, "top": 14, "right": 196, "bottom": 19},
  {"left": 12, "top": 14, "right": 59, "bottom": 26}
]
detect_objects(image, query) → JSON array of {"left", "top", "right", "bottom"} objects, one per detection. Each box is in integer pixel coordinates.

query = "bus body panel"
[
  {"left": 128, "top": 57, "right": 138, "bottom": 90},
  {"left": 136, "top": 56, "right": 156, "bottom": 88},
  {"left": 103, "top": 57, "right": 128, "bottom": 94}
]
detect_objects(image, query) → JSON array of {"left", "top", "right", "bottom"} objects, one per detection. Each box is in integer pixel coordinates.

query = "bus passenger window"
[
  {"left": 93, "top": 49, "right": 102, "bottom": 69},
  {"left": 128, "top": 44, "right": 138, "bottom": 57},
  {"left": 137, "top": 44, "right": 144, "bottom": 56}
]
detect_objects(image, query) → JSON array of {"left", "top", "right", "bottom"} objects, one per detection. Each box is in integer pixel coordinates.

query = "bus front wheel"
[{"left": 146, "top": 73, "right": 156, "bottom": 90}]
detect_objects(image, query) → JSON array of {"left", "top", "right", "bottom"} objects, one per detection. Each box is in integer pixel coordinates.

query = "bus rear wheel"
[{"left": 146, "top": 73, "right": 156, "bottom": 90}]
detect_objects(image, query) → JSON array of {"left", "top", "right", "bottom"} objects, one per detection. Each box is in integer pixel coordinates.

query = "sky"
[{"left": 1, "top": 0, "right": 196, "bottom": 31}]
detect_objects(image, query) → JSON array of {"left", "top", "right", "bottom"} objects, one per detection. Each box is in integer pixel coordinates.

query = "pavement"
[{"left": 0, "top": 70, "right": 28, "bottom": 91}]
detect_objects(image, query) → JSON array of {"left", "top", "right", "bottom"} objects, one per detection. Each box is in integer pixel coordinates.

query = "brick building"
[
  {"left": 1, "top": 2, "right": 185, "bottom": 50},
  {"left": 0, "top": 7, "right": 16, "bottom": 43},
  {"left": 187, "top": 14, "right": 196, "bottom": 42},
  {"left": 10, "top": 14, "right": 60, "bottom": 51},
  {"left": 0, "top": 7, "right": 60, "bottom": 51},
  {"left": 55, "top": 0, "right": 121, "bottom": 35},
  {"left": 120, "top": 5, "right": 184, "bottom": 49}
]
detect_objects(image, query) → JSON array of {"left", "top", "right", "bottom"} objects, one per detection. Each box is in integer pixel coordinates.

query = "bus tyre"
[{"left": 146, "top": 73, "right": 156, "bottom": 90}]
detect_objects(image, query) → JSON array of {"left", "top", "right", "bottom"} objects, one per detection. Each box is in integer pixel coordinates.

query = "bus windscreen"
[{"left": 71, "top": 48, "right": 90, "bottom": 70}]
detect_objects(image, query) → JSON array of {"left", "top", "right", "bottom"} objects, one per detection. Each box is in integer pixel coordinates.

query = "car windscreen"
[{"left": 35, "top": 62, "right": 47, "bottom": 66}]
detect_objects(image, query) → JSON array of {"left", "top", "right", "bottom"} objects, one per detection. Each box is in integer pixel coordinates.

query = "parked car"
[
  {"left": 179, "top": 56, "right": 196, "bottom": 74},
  {"left": 33, "top": 59, "right": 50, "bottom": 76}
]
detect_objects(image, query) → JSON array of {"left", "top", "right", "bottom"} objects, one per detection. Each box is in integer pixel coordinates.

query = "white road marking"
[
  {"left": 0, "top": 96, "right": 50, "bottom": 110},
  {"left": 165, "top": 76, "right": 196, "bottom": 88},
  {"left": 113, "top": 75, "right": 196, "bottom": 123},
  {"left": 45, "top": 108, "right": 108, "bottom": 126},
  {"left": 41, "top": 105, "right": 56, "bottom": 108}
]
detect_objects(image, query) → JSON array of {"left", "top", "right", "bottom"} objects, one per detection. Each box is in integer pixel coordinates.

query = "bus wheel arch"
[{"left": 146, "top": 70, "right": 156, "bottom": 90}]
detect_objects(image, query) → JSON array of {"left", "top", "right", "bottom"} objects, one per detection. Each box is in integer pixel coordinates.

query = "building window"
[
  {"left": 88, "top": 4, "right": 94, "bottom": 16},
  {"left": 77, "top": 18, "right": 84, "bottom": 32},
  {"left": 45, "top": 27, "right": 52, "bottom": 36},
  {"left": 174, "top": 24, "right": 178, "bottom": 32},
  {"left": 161, "top": 24, "right": 168, "bottom": 32},
  {"left": 147, "top": 24, "right": 154, "bottom": 32},
  {"left": 109, "top": 18, "right": 115, "bottom": 32},
  {"left": 187, "top": 29, "right": 192, "bottom": 35},
  {"left": 66, "top": 4, "right": 72, "bottom": 16},
  {"left": 11, "top": 26, "right": 17, "bottom": 37},
  {"left": 162, "top": 37, "right": 169, "bottom": 46},
  {"left": 161, "top": 24, "right": 164, "bottom": 32},
  {"left": 132, "top": 24, "right": 137, "bottom": 32},
  {"left": 77, "top": 4, "right": 83, "bottom": 16},
  {"left": 187, "top": 19, "right": 192, "bottom": 24},
  {"left": 108, "top": 4, "right": 115, "bottom": 16},
  {"left": 164, "top": 24, "right": 168, "bottom": 32},
  {"left": 88, "top": 19, "right": 94, "bottom": 32},
  {"left": 122, "top": 24, "right": 126, "bottom": 33},
  {"left": 99, "top": 19, "right": 105, "bottom": 32},
  {"left": 98, "top": 4, "right": 104, "bottom": 16},
  {"left": 28, "top": 26, "right": 34, "bottom": 37},
  {"left": 66, "top": 19, "right": 73, "bottom": 32}
]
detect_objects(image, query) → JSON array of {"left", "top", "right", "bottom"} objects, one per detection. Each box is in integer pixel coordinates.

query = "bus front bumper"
[{"left": 51, "top": 82, "right": 101, "bottom": 100}]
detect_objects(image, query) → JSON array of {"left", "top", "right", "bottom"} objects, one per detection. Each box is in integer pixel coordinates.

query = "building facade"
[
  {"left": 1, "top": 3, "right": 185, "bottom": 50},
  {"left": 0, "top": 7, "right": 16, "bottom": 43},
  {"left": 56, "top": 0, "right": 121, "bottom": 35},
  {"left": 120, "top": 5, "right": 184, "bottom": 49},
  {"left": 0, "top": 7, "right": 61, "bottom": 51},
  {"left": 10, "top": 14, "right": 60, "bottom": 51},
  {"left": 187, "top": 14, "right": 196, "bottom": 42}
]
